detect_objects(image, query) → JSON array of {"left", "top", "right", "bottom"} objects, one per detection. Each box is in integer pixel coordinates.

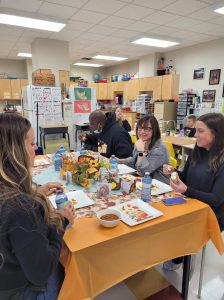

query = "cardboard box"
[{"left": 32, "top": 72, "right": 55, "bottom": 86}]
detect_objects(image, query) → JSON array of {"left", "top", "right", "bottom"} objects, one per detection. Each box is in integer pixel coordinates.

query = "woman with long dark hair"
[
  {"left": 0, "top": 113, "right": 75, "bottom": 299},
  {"left": 163, "top": 113, "right": 224, "bottom": 270},
  {"left": 119, "top": 114, "right": 169, "bottom": 183}
]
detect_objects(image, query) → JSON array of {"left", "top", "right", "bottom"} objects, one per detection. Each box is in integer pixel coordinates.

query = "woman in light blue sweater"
[{"left": 119, "top": 115, "right": 169, "bottom": 183}]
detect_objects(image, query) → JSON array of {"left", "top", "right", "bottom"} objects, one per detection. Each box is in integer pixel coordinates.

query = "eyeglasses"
[{"left": 137, "top": 127, "right": 152, "bottom": 132}]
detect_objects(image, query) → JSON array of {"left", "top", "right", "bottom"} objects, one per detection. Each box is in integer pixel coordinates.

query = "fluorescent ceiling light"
[
  {"left": 17, "top": 52, "right": 32, "bottom": 58},
  {"left": 132, "top": 37, "right": 179, "bottom": 48},
  {"left": 214, "top": 6, "right": 224, "bottom": 14},
  {"left": 0, "top": 13, "right": 65, "bottom": 32},
  {"left": 74, "top": 63, "right": 103, "bottom": 67},
  {"left": 93, "top": 55, "right": 127, "bottom": 61}
]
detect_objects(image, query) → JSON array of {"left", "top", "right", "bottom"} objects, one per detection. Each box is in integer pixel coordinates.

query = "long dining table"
[
  {"left": 33, "top": 155, "right": 224, "bottom": 300},
  {"left": 58, "top": 198, "right": 224, "bottom": 300}
]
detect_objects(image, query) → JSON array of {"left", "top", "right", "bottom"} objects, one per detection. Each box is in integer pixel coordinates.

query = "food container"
[
  {"left": 96, "top": 209, "right": 121, "bottom": 228},
  {"left": 96, "top": 182, "right": 111, "bottom": 198},
  {"left": 121, "top": 175, "right": 136, "bottom": 194}
]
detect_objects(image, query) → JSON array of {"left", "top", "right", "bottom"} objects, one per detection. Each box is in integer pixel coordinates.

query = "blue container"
[
  {"left": 141, "top": 172, "right": 152, "bottom": 202},
  {"left": 55, "top": 189, "right": 68, "bottom": 210}
]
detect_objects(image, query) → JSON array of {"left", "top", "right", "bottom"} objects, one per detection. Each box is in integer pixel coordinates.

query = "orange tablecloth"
[{"left": 58, "top": 199, "right": 224, "bottom": 300}]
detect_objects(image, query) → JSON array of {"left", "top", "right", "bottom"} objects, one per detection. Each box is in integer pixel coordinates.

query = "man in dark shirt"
[
  {"left": 79, "top": 110, "right": 133, "bottom": 158},
  {"left": 184, "top": 115, "right": 196, "bottom": 137}
]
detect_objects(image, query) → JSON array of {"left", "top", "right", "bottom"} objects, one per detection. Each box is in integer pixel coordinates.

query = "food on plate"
[
  {"left": 71, "top": 198, "right": 77, "bottom": 205},
  {"left": 121, "top": 203, "right": 151, "bottom": 222},
  {"left": 136, "top": 181, "right": 158, "bottom": 192},
  {"left": 171, "top": 171, "right": 179, "bottom": 184},
  {"left": 100, "top": 214, "right": 119, "bottom": 221}
]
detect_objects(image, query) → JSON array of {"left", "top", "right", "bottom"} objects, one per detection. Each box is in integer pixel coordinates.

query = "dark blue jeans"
[{"left": 23, "top": 264, "right": 64, "bottom": 300}]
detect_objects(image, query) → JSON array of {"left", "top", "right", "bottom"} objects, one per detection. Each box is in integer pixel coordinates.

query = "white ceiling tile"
[
  {"left": 51, "top": 29, "right": 82, "bottom": 41},
  {"left": 166, "top": 17, "right": 201, "bottom": 30},
  {"left": 0, "top": 25, "right": 24, "bottom": 36},
  {"left": 100, "top": 16, "right": 134, "bottom": 28},
  {"left": 190, "top": 6, "right": 219, "bottom": 21},
  {"left": 0, "top": 0, "right": 42, "bottom": 12},
  {"left": 125, "top": 20, "right": 158, "bottom": 31},
  {"left": 143, "top": 11, "right": 180, "bottom": 25},
  {"left": 114, "top": 4, "right": 155, "bottom": 20},
  {"left": 46, "top": 0, "right": 89, "bottom": 8},
  {"left": 148, "top": 25, "right": 178, "bottom": 35},
  {"left": 82, "top": 0, "right": 126, "bottom": 14},
  {"left": 38, "top": 2, "right": 78, "bottom": 18},
  {"left": 198, "top": 0, "right": 222, "bottom": 3},
  {"left": 111, "top": 29, "right": 141, "bottom": 38},
  {"left": 188, "top": 21, "right": 221, "bottom": 33},
  {"left": 71, "top": 9, "right": 108, "bottom": 23},
  {"left": 80, "top": 32, "right": 106, "bottom": 41},
  {"left": 132, "top": 0, "right": 178, "bottom": 10},
  {"left": 205, "top": 25, "right": 224, "bottom": 36},
  {"left": 88, "top": 25, "right": 118, "bottom": 35},
  {"left": 21, "top": 29, "right": 52, "bottom": 38},
  {"left": 162, "top": 0, "right": 208, "bottom": 16},
  {"left": 66, "top": 20, "right": 94, "bottom": 31},
  {"left": 210, "top": 16, "right": 224, "bottom": 26}
]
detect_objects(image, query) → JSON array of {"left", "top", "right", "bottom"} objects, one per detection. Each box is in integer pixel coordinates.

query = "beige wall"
[
  {"left": 105, "top": 60, "right": 139, "bottom": 77},
  {"left": 0, "top": 59, "right": 27, "bottom": 78},
  {"left": 70, "top": 65, "right": 107, "bottom": 82}
]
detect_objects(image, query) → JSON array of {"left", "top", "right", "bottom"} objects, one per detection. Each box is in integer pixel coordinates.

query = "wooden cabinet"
[
  {"left": 0, "top": 79, "right": 12, "bottom": 99},
  {"left": 0, "top": 79, "right": 29, "bottom": 100},
  {"left": 139, "top": 76, "right": 163, "bottom": 100},
  {"left": 161, "top": 74, "right": 179, "bottom": 100},
  {"left": 59, "top": 70, "right": 70, "bottom": 87},
  {"left": 98, "top": 83, "right": 108, "bottom": 99},
  {"left": 123, "top": 79, "right": 139, "bottom": 100},
  {"left": 88, "top": 74, "right": 180, "bottom": 101}
]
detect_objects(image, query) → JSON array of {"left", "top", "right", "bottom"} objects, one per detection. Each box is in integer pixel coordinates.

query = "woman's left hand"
[
  {"left": 170, "top": 178, "right": 187, "bottom": 194},
  {"left": 58, "top": 201, "right": 76, "bottom": 224},
  {"left": 37, "top": 182, "right": 63, "bottom": 196}
]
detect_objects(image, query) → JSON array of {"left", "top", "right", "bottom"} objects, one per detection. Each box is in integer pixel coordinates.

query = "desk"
[
  {"left": 58, "top": 200, "right": 224, "bottom": 300},
  {"left": 39, "top": 125, "right": 70, "bottom": 152},
  {"left": 161, "top": 136, "right": 196, "bottom": 169}
]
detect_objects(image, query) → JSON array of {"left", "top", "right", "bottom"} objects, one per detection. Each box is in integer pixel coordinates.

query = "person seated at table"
[
  {"left": 184, "top": 115, "right": 196, "bottom": 137},
  {"left": 0, "top": 113, "right": 75, "bottom": 300},
  {"left": 114, "top": 106, "right": 131, "bottom": 132},
  {"left": 119, "top": 115, "right": 170, "bottom": 183},
  {"left": 163, "top": 112, "right": 224, "bottom": 270},
  {"left": 79, "top": 110, "right": 133, "bottom": 159}
]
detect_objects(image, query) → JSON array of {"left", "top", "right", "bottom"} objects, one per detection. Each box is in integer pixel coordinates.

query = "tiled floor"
[{"left": 95, "top": 231, "right": 224, "bottom": 300}]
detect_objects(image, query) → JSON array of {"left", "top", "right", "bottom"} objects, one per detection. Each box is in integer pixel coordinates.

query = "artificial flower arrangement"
[{"left": 60, "top": 154, "right": 109, "bottom": 188}]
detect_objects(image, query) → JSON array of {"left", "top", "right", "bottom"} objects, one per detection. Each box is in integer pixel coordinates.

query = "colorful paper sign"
[
  {"left": 74, "top": 88, "right": 92, "bottom": 100},
  {"left": 74, "top": 101, "right": 91, "bottom": 113}
]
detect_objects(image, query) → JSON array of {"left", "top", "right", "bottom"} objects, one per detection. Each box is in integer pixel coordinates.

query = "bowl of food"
[{"left": 96, "top": 209, "right": 121, "bottom": 228}]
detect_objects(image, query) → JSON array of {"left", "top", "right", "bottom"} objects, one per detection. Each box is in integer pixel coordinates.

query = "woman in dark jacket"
[{"left": 0, "top": 114, "right": 75, "bottom": 300}]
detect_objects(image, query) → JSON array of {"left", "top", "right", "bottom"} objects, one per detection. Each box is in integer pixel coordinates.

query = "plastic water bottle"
[
  {"left": 54, "top": 146, "right": 67, "bottom": 171},
  {"left": 55, "top": 189, "right": 68, "bottom": 210},
  {"left": 54, "top": 149, "right": 62, "bottom": 171},
  {"left": 110, "top": 155, "right": 118, "bottom": 173},
  {"left": 80, "top": 146, "right": 86, "bottom": 155},
  {"left": 141, "top": 172, "right": 152, "bottom": 202}
]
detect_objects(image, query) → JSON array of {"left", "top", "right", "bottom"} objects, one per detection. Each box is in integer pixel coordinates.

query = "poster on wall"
[
  {"left": 74, "top": 87, "right": 92, "bottom": 100},
  {"left": 193, "top": 68, "right": 205, "bottom": 79},
  {"left": 202, "top": 90, "right": 216, "bottom": 102},
  {"left": 74, "top": 100, "right": 91, "bottom": 113},
  {"left": 209, "top": 69, "right": 221, "bottom": 85}
]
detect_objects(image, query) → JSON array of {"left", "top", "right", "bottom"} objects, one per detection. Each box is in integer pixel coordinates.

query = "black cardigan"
[{"left": 179, "top": 148, "right": 224, "bottom": 230}]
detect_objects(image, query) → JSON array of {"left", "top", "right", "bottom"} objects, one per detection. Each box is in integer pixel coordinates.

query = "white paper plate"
[
  {"left": 136, "top": 179, "right": 172, "bottom": 195},
  {"left": 108, "top": 199, "right": 163, "bottom": 226},
  {"left": 118, "top": 164, "right": 136, "bottom": 175},
  {"left": 34, "top": 158, "right": 50, "bottom": 167},
  {"left": 49, "top": 190, "right": 94, "bottom": 209}
]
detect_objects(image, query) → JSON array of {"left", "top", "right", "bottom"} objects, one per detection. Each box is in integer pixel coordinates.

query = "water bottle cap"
[{"left": 145, "top": 172, "right": 150, "bottom": 176}]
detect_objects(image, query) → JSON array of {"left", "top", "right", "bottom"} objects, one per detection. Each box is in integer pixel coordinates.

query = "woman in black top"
[
  {"left": 0, "top": 114, "right": 75, "bottom": 300},
  {"left": 115, "top": 106, "right": 132, "bottom": 132},
  {"left": 163, "top": 113, "right": 224, "bottom": 270}
]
